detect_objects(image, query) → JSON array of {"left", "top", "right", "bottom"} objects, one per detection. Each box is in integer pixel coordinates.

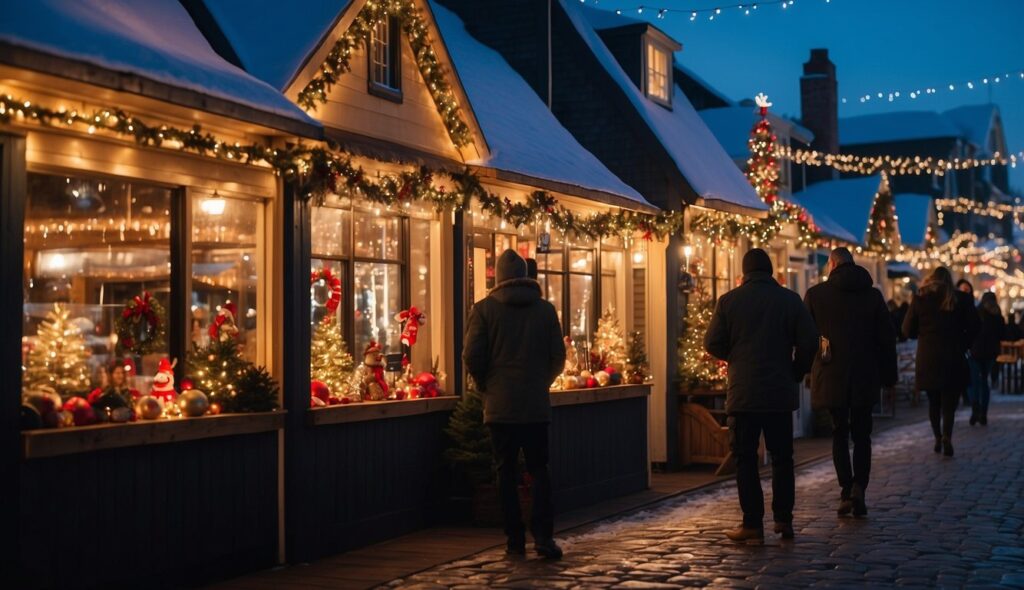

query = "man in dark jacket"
[
  {"left": 463, "top": 249, "right": 566, "bottom": 558},
  {"left": 705, "top": 248, "right": 818, "bottom": 542},
  {"left": 804, "top": 248, "right": 897, "bottom": 517}
]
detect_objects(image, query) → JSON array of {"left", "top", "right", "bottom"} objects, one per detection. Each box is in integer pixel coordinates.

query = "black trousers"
[
  {"left": 830, "top": 407, "right": 873, "bottom": 499},
  {"left": 927, "top": 390, "right": 959, "bottom": 439},
  {"left": 728, "top": 412, "right": 794, "bottom": 528},
  {"left": 488, "top": 423, "right": 555, "bottom": 542}
]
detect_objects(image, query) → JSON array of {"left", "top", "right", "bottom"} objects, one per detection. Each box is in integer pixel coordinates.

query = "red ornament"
[
  {"left": 310, "top": 380, "right": 331, "bottom": 404},
  {"left": 586, "top": 377, "right": 598, "bottom": 388},
  {"left": 62, "top": 397, "right": 97, "bottom": 426}
]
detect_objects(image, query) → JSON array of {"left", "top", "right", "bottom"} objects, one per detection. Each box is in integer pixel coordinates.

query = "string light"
[
  {"left": 777, "top": 144, "right": 1021, "bottom": 176},
  {"left": 935, "top": 196, "right": 1024, "bottom": 225},
  {"left": 843, "top": 68, "right": 1024, "bottom": 105},
  {"left": 595, "top": 0, "right": 818, "bottom": 23}
]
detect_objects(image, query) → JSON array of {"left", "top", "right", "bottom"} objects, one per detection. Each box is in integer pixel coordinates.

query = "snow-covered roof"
[
  {"left": 674, "top": 62, "right": 733, "bottom": 107},
  {"left": 894, "top": 193, "right": 933, "bottom": 249},
  {"left": 432, "top": 3, "right": 652, "bottom": 210},
  {"left": 699, "top": 106, "right": 814, "bottom": 160},
  {"left": 944, "top": 104, "right": 998, "bottom": 156},
  {"left": 0, "top": 0, "right": 319, "bottom": 133},
  {"left": 840, "top": 111, "right": 961, "bottom": 147},
  {"left": 584, "top": 7, "right": 648, "bottom": 30},
  {"left": 571, "top": 3, "right": 766, "bottom": 214},
  {"left": 203, "top": 0, "right": 352, "bottom": 91},
  {"left": 791, "top": 176, "right": 885, "bottom": 245}
]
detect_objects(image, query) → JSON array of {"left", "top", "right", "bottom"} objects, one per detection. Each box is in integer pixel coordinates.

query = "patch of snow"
[
  {"left": 203, "top": 0, "right": 352, "bottom": 91},
  {"left": 432, "top": 3, "right": 651, "bottom": 208},
  {"left": 893, "top": 193, "right": 934, "bottom": 249},
  {"left": 791, "top": 176, "right": 884, "bottom": 244},
  {"left": 0, "top": 0, "right": 318, "bottom": 128},
  {"left": 568, "top": 2, "right": 766, "bottom": 213},
  {"left": 840, "top": 111, "right": 960, "bottom": 147}
]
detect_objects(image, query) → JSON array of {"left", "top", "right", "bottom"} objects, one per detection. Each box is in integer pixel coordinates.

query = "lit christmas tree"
[
  {"left": 310, "top": 318, "right": 354, "bottom": 397},
  {"left": 187, "top": 338, "right": 247, "bottom": 409},
  {"left": 625, "top": 330, "right": 649, "bottom": 385},
  {"left": 593, "top": 306, "right": 627, "bottom": 372},
  {"left": 865, "top": 173, "right": 901, "bottom": 254},
  {"left": 22, "top": 303, "right": 91, "bottom": 398},
  {"left": 678, "top": 284, "right": 728, "bottom": 391}
]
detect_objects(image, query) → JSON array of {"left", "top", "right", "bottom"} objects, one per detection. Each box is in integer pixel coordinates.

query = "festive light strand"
[
  {"left": 843, "top": 68, "right": 1024, "bottom": 105},
  {"left": 0, "top": 92, "right": 683, "bottom": 240},
  {"left": 582, "top": 0, "right": 828, "bottom": 23},
  {"left": 935, "top": 197, "right": 1024, "bottom": 226},
  {"left": 296, "top": 0, "right": 472, "bottom": 147},
  {"left": 777, "top": 144, "right": 1021, "bottom": 176}
]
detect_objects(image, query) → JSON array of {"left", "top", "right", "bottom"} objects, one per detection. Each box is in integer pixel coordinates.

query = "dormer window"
[
  {"left": 368, "top": 17, "right": 402, "bottom": 101},
  {"left": 645, "top": 38, "right": 671, "bottom": 106}
]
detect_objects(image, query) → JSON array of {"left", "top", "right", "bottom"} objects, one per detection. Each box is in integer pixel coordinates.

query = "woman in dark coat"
[
  {"left": 969, "top": 292, "right": 1004, "bottom": 425},
  {"left": 902, "top": 267, "right": 981, "bottom": 457}
]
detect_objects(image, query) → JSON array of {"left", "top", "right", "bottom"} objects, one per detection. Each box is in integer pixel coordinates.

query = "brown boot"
[
  {"left": 725, "top": 526, "right": 764, "bottom": 543},
  {"left": 837, "top": 498, "right": 854, "bottom": 516},
  {"left": 773, "top": 522, "right": 795, "bottom": 539}
]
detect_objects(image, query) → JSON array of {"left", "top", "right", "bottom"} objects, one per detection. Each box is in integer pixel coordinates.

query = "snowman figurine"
[
  {"left": 352, "top": 341, "right": 389, "bottom": 401},
  {"left": 150, "top": 358, "right": 179, "bottom": 415}
]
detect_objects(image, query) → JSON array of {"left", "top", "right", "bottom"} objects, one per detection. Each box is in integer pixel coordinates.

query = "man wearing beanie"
[
  {"left": 705, "top": 248, "right": 818, "bottom": 542},
  {"left": 463, "top": 249, "right": 566, "bottom": 558}
]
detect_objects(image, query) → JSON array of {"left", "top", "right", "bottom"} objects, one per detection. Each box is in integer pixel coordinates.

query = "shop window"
[{"left": 368, "top": 17, "right": 402, "bottom": 100}]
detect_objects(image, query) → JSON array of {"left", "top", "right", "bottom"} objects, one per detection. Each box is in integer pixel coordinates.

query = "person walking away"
[
  {"left": 902, "top": 267, "right": 980, "bottom": 457},
  {"left": 463, "top": 249, "right": 566, "bottom": 559},
  {"left": 705, "top": 248, "right": 818, "bottom": 542},
  {"left": 969, "top": 292, "right": 1004, "bottom": 426},
  {"left": 1005, "top": 312, "right": 1022, "bottom": 341},
  {"left": 954, "top": 279, "right": 977, "bottom": 406},
  {"left": 804, "top": 248, "right": 897, "bottom": 518}
]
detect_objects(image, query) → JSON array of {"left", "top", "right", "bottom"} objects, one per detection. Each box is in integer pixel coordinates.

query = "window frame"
[
  {"left": 644, "top": 36, "right": 672, "bottom": 107},
  {"left": 367, "top": 16, "right": 403, "bottom": 103}
]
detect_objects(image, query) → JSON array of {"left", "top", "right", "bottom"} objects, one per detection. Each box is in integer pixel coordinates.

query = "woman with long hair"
[
  {"left": 970, "top": 292, "right": 1005, "bottom": 425},
  {"left": 903, "top": 267, "right": 981, "bottom": 456}
]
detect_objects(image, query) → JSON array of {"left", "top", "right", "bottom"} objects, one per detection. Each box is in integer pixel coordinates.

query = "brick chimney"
[{"left": 800, "top": 49, "right": 838, "bottom": 183}]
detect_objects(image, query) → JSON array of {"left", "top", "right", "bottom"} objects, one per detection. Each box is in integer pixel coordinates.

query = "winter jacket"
[
  {"left": 970, "top": 309, "right": 1005, "bottom": 362},
  {"left": 803, "top": 263, "right": 898, "bottom": 410},
  {"left": 463, "top": 253, "right": 565, "bottom": 424},
  {"left": 704, "top": 271, "right": 819, "bottom": 413},
  {"left": 902, "top": 289, "right": 980, "bottom": 392}
]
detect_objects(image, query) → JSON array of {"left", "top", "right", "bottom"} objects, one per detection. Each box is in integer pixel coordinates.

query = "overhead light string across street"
[{"left": 577, "top": 0, "right": 830, "bottom": 22}]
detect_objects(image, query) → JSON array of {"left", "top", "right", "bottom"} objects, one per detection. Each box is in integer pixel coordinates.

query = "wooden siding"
[
  {"left": 315, "top": 31, "right": 465, "bottom": 161},
  {"left": 550, "top": 395, "right": 648, "bottom": 511},
  {"left": 17, "top": 432, "right": 279, "bottom": 589}
]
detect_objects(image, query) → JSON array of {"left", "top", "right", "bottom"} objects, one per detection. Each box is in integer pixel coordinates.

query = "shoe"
[
  {"left": 837, "top": 498, "right": 854, "bottom": 516},
  {"left": 980, "top": 416, "right": 988, "bottom": 426},
  {"left": 969, "top": 415, "right": 977, "bottom": 426},
  {"left": 534, "top": 538, "right": 563, "bottom": 559},
  {"left": 725, "top": 526, "right": 765, "bottom": 543},
  {"left": 506, "top": 536, "right": 526, "bottom": 556},
  {"left": 773, "top": 522, "right": 795, "bottom": 539},
  {"left": 933, "top": 438, "right": 942, "bottom": 453},
  {"left": 851, "top": 496, "right": 868, "bottom": 517},
  {"left": 942, "top": 437, "right": 954, "bottom": 457}
]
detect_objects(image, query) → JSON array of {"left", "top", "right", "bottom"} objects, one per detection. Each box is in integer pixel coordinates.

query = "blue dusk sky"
[{"left": 587, "top": 0, "right": 1024, "bottom": 192}]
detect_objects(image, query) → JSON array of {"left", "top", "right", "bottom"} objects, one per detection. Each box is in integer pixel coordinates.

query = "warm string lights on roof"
[
  {"left": 776, "top": 144, "right": 1021, "bottom": 176},
  {"left": 935, "top": 197, "right": 1024, "bottom": 224},
  {"left": 842, "top": 68, "right": 1024, "bottom": 105},
  {"left": 580, "top": 0, "right": 827, "bottom": 22}
]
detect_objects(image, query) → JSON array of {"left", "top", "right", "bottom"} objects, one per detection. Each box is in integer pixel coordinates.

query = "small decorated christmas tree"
[
  {"left": 678, "top": 284, "right": 727, "bottom": 391},
  {"left": 594, "top": 307, "right": 627, "bottom": 372},
  {"left": 625, "top": 330, "right": 649, "bottom": 385},
  {"left": 187, "top": 338, "right": 247, "bottom": 409},
  {"left": 865, "top": 174, "right": 900, "bottom": 254},
  {"left": 228, "top": 365, "right": 279, "bottom": 413},
  {"left": 23, "top": 303, "right": 91, "bottom": 398},
  {"left": 310, "top": 319, "right": 354, "bottom": 397},
  {"left": 443, "top": 390, "right": 492, "bottom": 486}
]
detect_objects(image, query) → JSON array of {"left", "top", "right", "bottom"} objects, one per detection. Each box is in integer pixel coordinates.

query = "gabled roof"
[
  {"left": 203, "top": 0, "right": 353, "bottom": 91},
  {"left": 840, "top": 111, "right": 960, "bottom": 147},
  {"left": 944, "top": 104, "right": 999, "bottom": 156},
  {"left": 894, "top": 193, "right": 934, "bottom": 249},
  {"left": 699, "top": 106, "right": 814, "bottom": 160},
  {"left": 0, "top": 0, "right": 320, "bottom": 136},
  {"left": 432, "top": 3, "right": 652, "bottom": 210},
  {"left": 570, "top": 2, "right": 766, "bottom": 215},
  {"left": 791, "top": 176, "right": 885, "bottom": 245}
]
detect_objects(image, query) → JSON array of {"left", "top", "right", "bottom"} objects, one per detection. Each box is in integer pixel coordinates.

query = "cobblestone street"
[{"left": 385, "top": 397, "right": 1024, "bottom": 589}]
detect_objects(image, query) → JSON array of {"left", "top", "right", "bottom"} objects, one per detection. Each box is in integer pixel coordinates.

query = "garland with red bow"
[
  {"left": 115, "top": 292, "right": 166, "bottom": 355},
  {"left": 311, "top": 267, "right": 343, "bottom": 321}
]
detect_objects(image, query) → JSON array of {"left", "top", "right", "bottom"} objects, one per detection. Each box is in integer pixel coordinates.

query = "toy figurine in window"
[
  {"left": 209, "top": 301, "right": 240, "bottom": 343},
  {"left": 395, "top": 306, "right": 426, "bottom": 348},
  {"left": 150, "top": 358, "right": 180, "bottom": 415},
  {"left": 563, "top": 336, "right": 579, "bottom": 376},
  {"left": 88, "top": 359, "right": 141, "bottom": 421},
  {"left": 352, "top": 341, "right": 389, "bottom": 401}
]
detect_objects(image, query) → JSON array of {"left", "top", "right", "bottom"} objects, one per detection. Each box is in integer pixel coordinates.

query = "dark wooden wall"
[
  {"left": 550, "top": 397, "right": 648, "bottom": 511},
  {"left": 17, "top": 432, "right": 279, "bottom": 589}
]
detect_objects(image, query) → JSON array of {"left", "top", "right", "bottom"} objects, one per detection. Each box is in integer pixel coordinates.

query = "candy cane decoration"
[
  {"left": 311, "top": 267, "right": 343, "bottom": 321},
  {"left": 395, "top": 306, "right": 427, "bottom": 347}
]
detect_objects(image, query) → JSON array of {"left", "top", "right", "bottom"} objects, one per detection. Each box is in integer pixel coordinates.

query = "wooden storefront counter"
[
  {"left": 307, "top": 396, "right": 458, "bottom": 426},
  {"left": 550, "top": 383, "right": 651, "bottom": 406},
  {"left": 21, "top": 411, "right": 285, "bottom": 460}
]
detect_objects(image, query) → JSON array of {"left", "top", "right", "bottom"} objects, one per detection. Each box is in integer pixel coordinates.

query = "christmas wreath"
[
  {"left": 311, "top": 267, "right": 342, "bottom": 320},
  {"left": 115, "top": 292, "right": 166, "bottom": 355}
]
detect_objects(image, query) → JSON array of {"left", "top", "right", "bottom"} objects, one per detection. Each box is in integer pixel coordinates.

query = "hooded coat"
[
  {"left": 902, "top": 288, "right": 980, "bottom": 391},
  {"left": 462, "top": 251, "right": 565, "bottom": 423},
  {"left": 803, "top": 263, "right": 898, "bottom": 410},
  {"left": 704, "top": 266, "right": 819, "bottom": 414},
  {"left": 970, "top": 307, "right": 1005, "bottom": 362}
]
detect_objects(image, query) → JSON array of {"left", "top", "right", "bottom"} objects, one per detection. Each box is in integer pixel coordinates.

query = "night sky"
[{"left": 588, "top": 0, "right": 1024, "bottom": 191}]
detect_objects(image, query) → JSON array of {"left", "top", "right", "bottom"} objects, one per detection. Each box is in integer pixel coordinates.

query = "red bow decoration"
[
  {"left": 394, "top": 307, "right": 426, "bottom": 347},
  {"left": 310, "top": 267, "right": 343, "bottom": 320}
]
